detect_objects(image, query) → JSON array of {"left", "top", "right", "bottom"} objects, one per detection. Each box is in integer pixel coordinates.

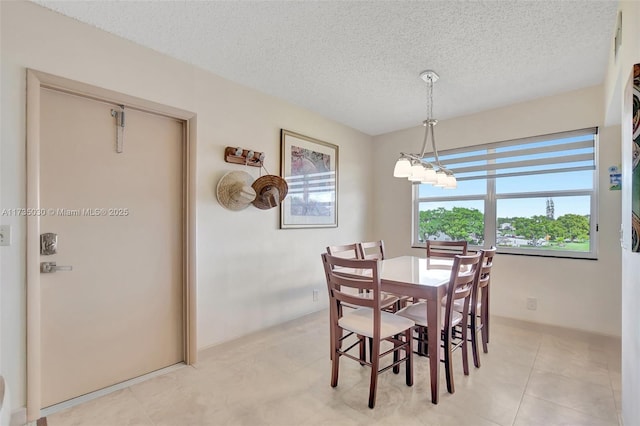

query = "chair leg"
[
  {"left": 470, "top": 314, "right": 481, "bottom": 368},
  {"left": 405, "top": 329, "right": 413, "bottom": 386},
  {"left": 331, "top": 305, "right": 344, "bottom": 361},
  {"left": 368, "top": 341, "right": 380, "bottom": 409},
  {"left": 329, "top": 322, "right": 333, "bottom": 361},
  {"left": 461, "top": 320, "right": 469, "bottom": 376},
  {"left": 483, "top": 286, "right": 490, "bottom": 348},
  {"left": 393, "top": 334, "right": 400, "bottom": 374},
  {"left": 481, "top": 320, "right": 489, "bottom": 353},
  {"left": 481, "top": 306, "right": 489, "bottom": 353},
  {"left": 331, "top": 327, "right": 340, "bottom": 387},
  {"left": 443, "top": 334, "right": 455, "bottom": 394},
  {"left": 417, "top": 326, "right": 428, "bottom": 356},
  {"left": 358, "top": 334, "right": 366, "bottom": 365}
]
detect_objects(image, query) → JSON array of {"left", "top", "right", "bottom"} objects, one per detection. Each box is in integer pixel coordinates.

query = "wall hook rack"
[{"left": 224, "top": 146, "right": 265, "bottom": 167}]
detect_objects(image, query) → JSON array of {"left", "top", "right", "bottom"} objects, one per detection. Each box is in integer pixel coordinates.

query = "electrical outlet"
[
  {"left": 526, "top": 297, "right": 537, "bottom": 311},
  {"left": 0, "top": 225, "right": 11, "bottom": 246},
  {"left": 313, "top": 289, "right": 319, "bottom": 302}
]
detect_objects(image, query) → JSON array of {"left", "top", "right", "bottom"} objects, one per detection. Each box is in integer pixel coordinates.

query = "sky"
[
  {"left": 419, "top": 170, "right": 593, "bottom": 218},
  {"left": 418, "top": 133, "right": 596, "bottom": 218}
]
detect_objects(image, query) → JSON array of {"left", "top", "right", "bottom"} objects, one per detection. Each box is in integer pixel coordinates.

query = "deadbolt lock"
[{"left": 40, "top": 233, "right": 58, "bottom": 255}]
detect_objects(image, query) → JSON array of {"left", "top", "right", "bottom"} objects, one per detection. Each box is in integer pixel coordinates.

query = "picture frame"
[
  {"left": 631, "top": 63, "right": 639, "bottom": 252},
  {"left": 280, "top": 129, "right": 338, "bottom": 229}
]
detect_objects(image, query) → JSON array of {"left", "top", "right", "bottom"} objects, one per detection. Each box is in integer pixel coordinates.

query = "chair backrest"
[
  {"left": 358, "top": 240, "right": 386, "bottom": 260},
  {"left": 477, "top": 247, "right": 496, "bottom": 291},
  {"left": 426, "top": 240, "right": 468, "bottom": 259},
  {"left": 468, "top": 247, "right": 496, "bottom": 316},
  {"left": 321, "top": 253, "right": 383, "bottom": 330},
  {"left": 443, "top": 252, "right": 482, "bottom": 332},
  {"left": 327, "top": 243, "right": 360, "bottom": 259}
]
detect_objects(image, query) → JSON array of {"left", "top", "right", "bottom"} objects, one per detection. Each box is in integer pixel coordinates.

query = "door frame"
[{"left": 25, "top": 69, "right": 198, "bottom": 422}]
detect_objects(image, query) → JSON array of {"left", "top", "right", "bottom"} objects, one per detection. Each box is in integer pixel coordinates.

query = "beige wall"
[
  {"left": 1, "top": 1, "right": 373, "bottom": 414},
  {"left": 604, "top": 2, "right": 640, "bottom": 425},
  {"left": 373, "top": 86, "right": 622, "bottom": 337}
]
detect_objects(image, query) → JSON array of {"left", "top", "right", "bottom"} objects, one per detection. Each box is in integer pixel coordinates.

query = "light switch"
[{"left": 0, "top": 225, "right": 11, "bottom": 246}]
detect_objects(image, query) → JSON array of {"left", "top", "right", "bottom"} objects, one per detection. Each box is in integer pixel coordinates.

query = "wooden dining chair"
[
  {"left": 327, "top": 243, "right": 361, "bottom": 259},
  {"left": 326, "top": 243, "right": 398, "bottom": 309},
  {"left": 466, "top": 247, "right": 496, "bottom": 368},
  {"left": 411, "top": 240, "right": 468, "bottom": 306},
  {"left": 426, "top": 240, "right": 468, "bottom": 259},
  {"left": 325, "top": 244, "right": 397, "bottom": 363},
  {"left": 359, "top": 240, "right": 411, "bottom": 312},
  {"left": 325, "top": 244, "right": 362, "bottom": 360},
  {"left": 395, "top": 252, "right": 482, "bottom": 394},
  {"left": 321, "top": 253, "right": 414, "bottom": 408},
  {"left": 358, "top": 240, "right": 386, "bottom": 260},
  {"left": 357, "top": 240, "right": 405, "bottom": 360}
]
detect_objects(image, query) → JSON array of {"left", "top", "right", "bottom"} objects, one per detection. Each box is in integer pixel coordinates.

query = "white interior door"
[{"left": 39, "top": 87, "right": 184, "bottom": 408}]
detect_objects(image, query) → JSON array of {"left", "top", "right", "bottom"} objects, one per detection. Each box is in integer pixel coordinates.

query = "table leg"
[{"left": 426, "top": 295, "right": 441, "bottom": 404}]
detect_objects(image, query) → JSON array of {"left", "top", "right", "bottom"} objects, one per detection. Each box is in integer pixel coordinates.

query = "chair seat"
[
  {"left": 339, "top": 308, "right": 415, "bottom": 338},
  {"left": 395, "top": 302, "right": 463, "bottom": 328}
]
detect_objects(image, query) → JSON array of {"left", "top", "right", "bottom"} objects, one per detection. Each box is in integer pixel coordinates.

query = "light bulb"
[
  {"left": 434, "top": 170, "right": 447, "bottom": 187},
  {"left": 444, "top": 174, "right": 457, "bottom": 189},
  {"left": 421, "top": 167, "right": 437, "bottom": 184},
  {"left": 393, "top": 157, "right": 412, "bottom": 177},
  {"left": 409, "top": 162, "right": 425, "bottom": 181}
]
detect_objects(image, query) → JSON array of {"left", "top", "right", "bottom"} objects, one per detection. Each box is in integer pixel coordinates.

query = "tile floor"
[{"left": 46, "top": 311, "right": 621, "bottom": 426}]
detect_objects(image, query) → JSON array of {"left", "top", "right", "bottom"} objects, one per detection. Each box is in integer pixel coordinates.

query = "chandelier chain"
[
  {"left": 421, "top": 74, "right": 442, "bottom": 167},
  {"left": 392, "top": 69, "right": 456, "bottom": 188},
  {"left": 427, "top": 76, "right": 433, "bottom": 119}
]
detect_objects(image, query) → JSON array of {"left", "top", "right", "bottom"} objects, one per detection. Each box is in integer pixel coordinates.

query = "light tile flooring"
[{"left": 46, "top": 311, "right": 621, "bottom": 426}]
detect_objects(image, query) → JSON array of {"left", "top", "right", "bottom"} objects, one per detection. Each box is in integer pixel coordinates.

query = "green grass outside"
[
  {"left": 544, "top": 241, "right": 590, "bottom": 251},
  {"left": 498, "top": 241, "right": 590, "bottom": 251}
]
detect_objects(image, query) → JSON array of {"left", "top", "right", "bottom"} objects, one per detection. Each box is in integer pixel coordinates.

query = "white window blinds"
[{"left": 422, "top": 128, "right": 597, "bottom": 182}]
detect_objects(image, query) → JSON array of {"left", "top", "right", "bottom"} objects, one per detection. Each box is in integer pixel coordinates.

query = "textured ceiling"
[{"left": 31, "top": 0, "right": 619, "bottom": 136}]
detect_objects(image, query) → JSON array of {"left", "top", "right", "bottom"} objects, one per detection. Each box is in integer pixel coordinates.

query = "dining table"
[{"left": 337, "top": 255, "right": 454, "bottom": 404}]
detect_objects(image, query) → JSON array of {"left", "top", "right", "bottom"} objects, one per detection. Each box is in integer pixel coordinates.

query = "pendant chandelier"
[{"left": 393, "top": 70, "right": 457, "bottom": 189}]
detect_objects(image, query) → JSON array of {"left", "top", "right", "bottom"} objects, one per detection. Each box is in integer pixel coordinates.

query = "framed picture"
[
  {"left": 632, "top": 63, "right": 640, "bottom": 252},
  {"left": 280, "top": 129, "right": 338, "bottom": 228}
]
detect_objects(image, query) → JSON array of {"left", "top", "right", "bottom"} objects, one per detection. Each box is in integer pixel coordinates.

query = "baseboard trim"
[{"left": 40, "top": 363, "right": 186, "bottom": 419}]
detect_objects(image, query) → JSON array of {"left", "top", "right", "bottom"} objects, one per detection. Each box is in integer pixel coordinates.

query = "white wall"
[
  {"left": 373, "top": 86, "right": 622, "bottom": 337},
  {"left": 0, "top": 0, "right": 6, "bottom": 422},
  {"left": 0, "top": 0, "right": 4, "bottom": 416},
  {"left": 0, "top": 1, "right": 373, "bottom": 413},
  {"left": 603, "top": 2, "right": 640, "bottom": 425}
]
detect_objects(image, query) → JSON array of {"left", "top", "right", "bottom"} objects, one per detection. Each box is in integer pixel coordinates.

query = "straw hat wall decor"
[
  {"left": 251, "top": 175, "right": 288, "bottom": 210},
  {"left": 216, "top": 171, "right": 256, "bottom": 211}
]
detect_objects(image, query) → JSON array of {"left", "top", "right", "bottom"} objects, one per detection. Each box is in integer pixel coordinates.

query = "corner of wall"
[
  {"left": 9, "top": 408, "right": 26, "bottom": 426},
  {"left": 604, "top": 1, "right": 640, "bottom": 125}
]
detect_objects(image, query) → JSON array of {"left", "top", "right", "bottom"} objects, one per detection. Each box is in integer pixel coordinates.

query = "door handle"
[{"left": 40, "top": 262, "right": 73, "bottom": 273}]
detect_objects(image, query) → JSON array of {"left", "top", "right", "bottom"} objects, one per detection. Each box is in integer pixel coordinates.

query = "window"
[{"left": 414, "top": 128, "right": 598, "bottom": 259}]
